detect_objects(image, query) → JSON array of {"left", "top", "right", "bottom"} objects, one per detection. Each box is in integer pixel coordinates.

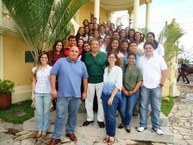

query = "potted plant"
[{"left": 0, "top": 79, "right": 15, "bottom": 109}]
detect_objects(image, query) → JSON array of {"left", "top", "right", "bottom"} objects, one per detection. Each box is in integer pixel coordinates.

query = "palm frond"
[{"left": 2, "top": 0, "right": 89, "bottom": 59}]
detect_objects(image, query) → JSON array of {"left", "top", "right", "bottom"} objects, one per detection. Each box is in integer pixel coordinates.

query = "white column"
[
  {"left": 145, "top": 0, "right": 152, "bottom": 32},
  {"left": 0, "top": 33, "right": 4, "bottom": 80},
  {"left": 74, "top": 10, "right": 80, "bottom": 24},
  {"left": 133, "top": 0, "right": 140, "bottom": 30},
  {"left": 128, "top": 9, "right": 134, "bottom": 28},
  {"left": 94, "top": 0, "right": 100, "bottom": 23}
]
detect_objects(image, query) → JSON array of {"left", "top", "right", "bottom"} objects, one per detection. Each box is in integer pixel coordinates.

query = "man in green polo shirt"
[{"left": 83, "top": 39, "right": 107, "bottom": 128}]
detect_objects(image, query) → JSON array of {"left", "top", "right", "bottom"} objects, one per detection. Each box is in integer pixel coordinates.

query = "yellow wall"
[
  {"left": 79, "top": 1, "right": 108, "bottom": 26},
  {"left": 3, "top": 35, "right": 33, "bottom": 86}
]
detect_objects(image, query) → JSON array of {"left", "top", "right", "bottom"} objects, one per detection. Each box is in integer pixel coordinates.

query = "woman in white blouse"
[
  {"left": 32, "top": 51, "right": 52, "bottom": 138},
  {"left": 101, "top": 52, "right": 123, "bottom": 144}
]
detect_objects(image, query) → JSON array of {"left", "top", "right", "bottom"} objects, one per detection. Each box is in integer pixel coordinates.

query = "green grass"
[
  {"left": 0, "top": 100, "right": 35, "bottom": 124},
  {"left": 161, "top": 96, "right": 174, "bottom": 116}
]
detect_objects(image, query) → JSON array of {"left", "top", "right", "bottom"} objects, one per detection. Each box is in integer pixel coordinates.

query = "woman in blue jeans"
[
  {"left": 119, "top": 53, "right": 142, "bottom": 133},
  {"left": 32, "top": 51, "right": 52, "bottom": 138},
  {"left": 101, "top": 52, "right": 123, "bottom": 144}
]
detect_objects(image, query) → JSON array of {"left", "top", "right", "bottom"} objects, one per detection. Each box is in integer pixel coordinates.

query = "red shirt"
[
  {"left": 64, "top": 46, "right": 82, "bottom": 57},
  {"left": 48, "top": 50, "right": 65, "bottom": 66}
]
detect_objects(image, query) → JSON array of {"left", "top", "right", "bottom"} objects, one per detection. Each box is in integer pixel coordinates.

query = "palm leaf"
[{"left": 2, "top": 0, "right": 89, "bottom": 59}]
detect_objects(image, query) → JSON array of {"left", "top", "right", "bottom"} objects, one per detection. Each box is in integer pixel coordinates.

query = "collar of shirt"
[{"left": 67, "top": 56, "right": 78, "bottom": 63}]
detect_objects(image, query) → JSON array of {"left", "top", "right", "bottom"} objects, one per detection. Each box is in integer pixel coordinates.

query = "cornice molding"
[{"left": 0, "top": 26, "right": 21, "bottom": 37}]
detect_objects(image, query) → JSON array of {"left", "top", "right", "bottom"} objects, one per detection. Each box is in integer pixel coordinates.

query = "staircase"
[{"left": 23, "top": 110, "right": 174, "bottom": 144}]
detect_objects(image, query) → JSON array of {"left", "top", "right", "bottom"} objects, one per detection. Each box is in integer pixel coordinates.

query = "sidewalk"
[{"left": 0, "top": 83, "right": 193, "bottom": 145}]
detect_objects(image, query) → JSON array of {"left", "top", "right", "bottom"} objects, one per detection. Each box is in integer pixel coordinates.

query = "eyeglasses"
[{"left": 109, "top": 56, "right": 115, "bottom": 59}]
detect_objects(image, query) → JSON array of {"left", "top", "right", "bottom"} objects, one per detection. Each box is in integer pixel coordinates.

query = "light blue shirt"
[{"left": 50, "top": 57, "right": 88, "bottom": 98}]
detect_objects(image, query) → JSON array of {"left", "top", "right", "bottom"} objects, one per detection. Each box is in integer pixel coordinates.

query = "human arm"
[
  {"left": 128, "top": 81, "right": 142, "bottom": 96},
  {"left": 31, "top": 75, "right": 36, "bottom": 101},
  {"left": 50, "top": 74, "right": 58, "bottom": 99},
  {"left": 108, "top": 87, "right": 119, "bottom": 105},
  {"left": 108, "top": 67, "right": 123, "bottom": 105},
  {"left": 159, "top": 69, "right": 167, "bottom": 88},
  {"left": 122, "top": 86, "right": 128, "bottom": 96},
  {"left": 82, "top": 78, "right": 88, "bottom": 100}
]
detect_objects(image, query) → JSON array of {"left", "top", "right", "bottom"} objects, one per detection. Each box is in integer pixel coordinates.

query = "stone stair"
[{"left": 23, "top": 111, "right": 174, "bottom": 144}]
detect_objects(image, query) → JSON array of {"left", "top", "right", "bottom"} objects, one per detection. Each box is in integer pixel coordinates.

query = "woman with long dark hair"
[{"left": 48, "top": 40, "right": 64, "bottom": 111}]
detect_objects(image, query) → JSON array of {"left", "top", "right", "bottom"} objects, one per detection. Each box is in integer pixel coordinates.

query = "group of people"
[{"left": 31, "top": 17, "right": 167, "bottom": 145}]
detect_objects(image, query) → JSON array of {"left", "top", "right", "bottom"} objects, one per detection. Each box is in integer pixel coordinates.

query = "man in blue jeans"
[
  {"left": 49, "top": 46, "right": 88, "bottom": 145},
  {"left": 137, "top": 41, "right": 167, "bottom": 135}
]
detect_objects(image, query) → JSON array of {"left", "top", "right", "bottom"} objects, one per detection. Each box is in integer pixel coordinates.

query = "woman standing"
[
  {"left": 119, "top": 53, "right": 142, "bottom": 133},
  {"left": 32, "top": 51, "right": 52, "bottom": 138},
  {"left": 48, "top": 40, "right": 64, "bottom": 111},
  {"left": 101, "top": 52, "right": 123, "bottom": 144}
]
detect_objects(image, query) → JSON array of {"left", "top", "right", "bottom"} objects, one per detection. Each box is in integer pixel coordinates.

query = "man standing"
[
  {"left": 49, "top": 46, "right": 88, "bottom": 145},
  {"left": 137, "top": 41, "right": 167, "bottom": 135},
  {"left": 83, "top": 39, "right": 107, "bottom": 128}
]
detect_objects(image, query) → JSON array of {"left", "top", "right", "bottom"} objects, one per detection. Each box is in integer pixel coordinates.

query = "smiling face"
[
  {"left": 146, "top": 34, "right": 154, "bottom": 42},
  {"left": 122, "top": 41, "right": 129, "bottom": 51},
  {"left": 83, "top": 43, "right": 90, "bottom": 52},
  {"left": 111, "top": 39, "right": 119, "bottom": 52},
  {"left": 128, "top": 54, "right": 136, "bottom": 66},
  {"left": 90, "top": 39, "right": 100, "bottom": 53},
  {"left": 40, "top": 54, "right": 49, "bottom": 65},
  {"left": 55, "top": 42, "right": 63, "bottom": 52},
  {"left": 108, "top": 53, "right": 117, "bottom": 66},
  {"left": 144, "top": 43, "right": 154, "bottom": 57}
]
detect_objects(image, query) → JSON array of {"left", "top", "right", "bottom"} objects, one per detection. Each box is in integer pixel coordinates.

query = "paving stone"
[
  {"left": 13, "top": 141, "right": 21, "bottom": 145},
  {"left": 0, "top": 138, "right": 13, "bottom": 145},
  {"left": 16, "top": 130, "right": 30, "bottom": 136},
  {"left": 14, "top": 131, "right": 36, "bottom": 141},
  {"left": 21, "top": 138, "right": 36, "bottom": 145},
  {"left": 0, "top": 126, "right": 9, "bottom": 132},
  {"left": 0, "top": 132, "right": 14, "bottom": 141}
]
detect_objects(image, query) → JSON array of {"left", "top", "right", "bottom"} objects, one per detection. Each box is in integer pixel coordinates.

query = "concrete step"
[
  {"left": 23, "top": 112, "right": 173, "bottom": 144},
  {"left": 33, "top": 109, "right": 169, "bottom": 127}
]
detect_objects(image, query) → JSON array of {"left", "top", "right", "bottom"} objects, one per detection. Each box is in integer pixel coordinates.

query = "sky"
[{"left": 112, "top": 0, "right": 193, "bottom": 54}]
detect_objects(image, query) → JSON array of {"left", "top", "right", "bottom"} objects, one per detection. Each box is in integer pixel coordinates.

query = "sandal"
[
  {"left": 103, "top": 135, "right": 109, "bottom": 143},
  {"left": 36, "top": 132, "right": 42, "bottom": 138},
  {"left": 126, "top": 125, "right": 131, "bottom": 133},
  {"left": 42, "top": 132, "right": 47, "bottom": 138},
  {"left": 108, "top": 136, "right": 115, "bottom": 145},
  {"left": 118, "top": 123, "right": 124, "bottom": 129}
]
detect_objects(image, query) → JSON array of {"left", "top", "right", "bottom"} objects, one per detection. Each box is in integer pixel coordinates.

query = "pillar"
[
  {"left": 94, "top": 0, "right": 100, "bottom": 23},
  {"left": 145, "top": 0, "right": 152, "bottom": 32},
  {"left": 133, "top": 0, "right": 139, "bottom": 30}
]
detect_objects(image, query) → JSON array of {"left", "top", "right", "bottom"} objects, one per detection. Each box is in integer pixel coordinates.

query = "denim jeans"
[
  {"left": 139, "top": 86, "right": 162, "bottom": 129},
  {"left": 52, "top": 97, "right": 81, "bottom": 139},
  {"left": 101, "top": 92, "right": 120, "bottom": 137},
  {"left": 120, "top": 91, "right": 139, "bottom": 126},
  {"left": 34, "top": 92, "right": 52, "bottom": 132}
]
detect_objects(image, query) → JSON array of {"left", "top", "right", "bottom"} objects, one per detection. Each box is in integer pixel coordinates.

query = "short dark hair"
[
  {"left": 143, "top": 41, "right": 155, "bottom": 49},
  {"left": 68, "top": 35, "right": 76, "bottom": 40}
]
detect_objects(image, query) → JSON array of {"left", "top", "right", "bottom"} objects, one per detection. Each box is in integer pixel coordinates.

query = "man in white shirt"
[{"left": 137, "top": 41, "right": 167, "bottom": 135}]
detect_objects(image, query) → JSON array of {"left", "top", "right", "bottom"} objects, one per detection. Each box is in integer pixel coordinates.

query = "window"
[{"left": 25, "top": 51, "right": 35, "bottom": 63}]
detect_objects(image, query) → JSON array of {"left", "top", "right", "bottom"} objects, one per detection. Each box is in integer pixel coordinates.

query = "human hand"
[
  {"left": 51, "top": 89, "right": 58, "bottom": 99},
  {"left": 108, "top": 96, "right": 114, "bottom": 106},
  {"left": 81, "top": 92, "right": 87, "bottom": 100},
  {"left": 31, "top": 94, "right": 35, "bottom": 102}
]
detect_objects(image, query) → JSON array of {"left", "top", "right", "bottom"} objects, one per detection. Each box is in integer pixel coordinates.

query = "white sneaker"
[
  {"left": 137, "top": 126, "right": 147, "bottom": 132},
  {"left": 153, "top": 128, "right": 163, "bottom": 135}
]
